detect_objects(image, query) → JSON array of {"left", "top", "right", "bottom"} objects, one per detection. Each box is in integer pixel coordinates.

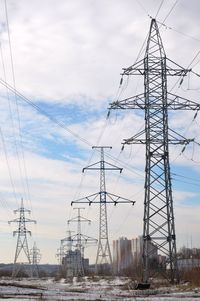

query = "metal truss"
[
  {"left": 108, "top": 18, "right": 200, "bottom": 283},
  {"left": 67, "top": 207, "right": 97, "bottom": 276},
  {"left": 8, "top": 198, "right": 36, "bottom": 278},
  {"left": 30, "top": 242, "right": 41, "bottom": 278},
  {"left": 72, "top": 146, "right": 135, "bottom": 274}
]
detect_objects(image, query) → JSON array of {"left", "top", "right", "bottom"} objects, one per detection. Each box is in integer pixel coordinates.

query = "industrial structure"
[
  {"left": 109, "top": 18, "right": 200, "bottom": 283},
  {"left": 56, "top": 230, "right": 73, "bottom": 277},
  {"left": 72, "top": 146, "right": 135, "bottom": 274},
  {"left": 8, "top": 199, "right": 36, "bottom": 277},
  {"left": 30, "top": 242, "right": 41, "bottom": 277},
  {"left": 67, "top": 207, "right": 96, "bottom": 276},
  {"left": 57, "top": 211, "right": 97, "bottom": 278}
]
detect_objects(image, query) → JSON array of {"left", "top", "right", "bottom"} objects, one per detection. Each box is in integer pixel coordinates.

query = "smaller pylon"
[
  {"left": 30, "top": 242, "right": 41, "bottom": 278},
  {"left": 56, "top": 230, "right": 74, "bottom": 277},
  {"left": 72, "top": 146, "right": 135, "bottom": 274},
  {"left": 8, "top": 198, "right": 36, "bottom": 277},
  {"left": 68, "top": 207, "right": 97, "bottom": 276}
]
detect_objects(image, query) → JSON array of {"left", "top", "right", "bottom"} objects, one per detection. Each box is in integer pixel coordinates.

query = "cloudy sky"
[{"left": 0, "top": 0, "right": 199, "bottom": 264}]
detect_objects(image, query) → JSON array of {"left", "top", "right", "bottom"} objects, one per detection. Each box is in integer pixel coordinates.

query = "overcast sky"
[{"left": 0, "top": 0, "right": 199, "bottom": 264}]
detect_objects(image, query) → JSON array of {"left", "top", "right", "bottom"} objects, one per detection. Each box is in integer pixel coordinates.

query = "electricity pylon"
[
  {"left": 109, "top": 18, "right": 200, "bottom": 283},
  {"left": 8, "top": 198, "right": 36, "bottom": 277},
  {"left": 56, "top": 230, "right": 74, "bottom": 277},
  {"left": 30, "top": 242, "right": 41, "bottom": 278},
  {"left": 71, "top": 146, "right": 135, "bottom": 274},
  {"left": 68, "top": 207, "right": 97, "bottom": 276}
]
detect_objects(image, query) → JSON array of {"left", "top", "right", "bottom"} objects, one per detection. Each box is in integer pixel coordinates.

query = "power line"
[
  {"left": 135, "top": 0, "right": 149, "bottom": 16},
  {"left": 173, "top": 178, "right": 200, "bottom": 188},
  {"left": 3, "top": 0, "right": 31, "bottom": 204},
  {"left": 0, "top": 127, "right": 18, "bottom": 204},
  {"left": 155, "top": 0, "right": 165, "bottom": 19},
  {"left": 156, "top": 20, "right": 200, "bottom": 44},
  {"left": 161, "top": 0, "right": 179, "bottom": 24},
  {"left": 0, "top": 41, "right": 21, "bottom": 207},
  {"left": 0, "top": 76, "right": 146, "bottom": 182},
  {"left": 0, "top": 63, "right": 198, "bottom": 200},
  {"left": 0, "top": 77, "right": 93, "bottom": 145}
]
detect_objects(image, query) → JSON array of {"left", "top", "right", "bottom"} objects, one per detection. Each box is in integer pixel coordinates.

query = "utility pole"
[
  {"left": 8, "top": 198, "right": 36, "bottom": 277},
  {"left": 71, "top": 146, "right": 135, "bottom": 274},
  {"left": 67, "top": 207, "right": 92, "bottom": 276},
  {"left": 30, "top": 242, "right": 41, "bottom": 278},
  {"left": 108, "top": 18, "right": 200, "bottom": 284}
]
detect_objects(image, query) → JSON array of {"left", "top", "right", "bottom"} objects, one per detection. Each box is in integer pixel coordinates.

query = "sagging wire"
[{"left": 155, "top": 0, "right": 165, "bottom": 19}]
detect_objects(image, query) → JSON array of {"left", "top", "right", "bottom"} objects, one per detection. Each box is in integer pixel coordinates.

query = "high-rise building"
[
  {"left": 131, "top": 236, "right": 143, "bottom": 265},
  {"left": 113, "top": 236, "right": 159, "bottom": 274},
  {"left": 113, "top": 237, "right": 133, "bottom": 273}
]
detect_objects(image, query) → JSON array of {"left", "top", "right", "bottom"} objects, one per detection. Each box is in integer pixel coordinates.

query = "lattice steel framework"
[
  {"left": 56, "top": 230, "right": 73, "bottom": 277},
  {"left": 30, "top": 242, "right": 41, "bottom": 278},
  {"left": 8, "top": 198, "right": 36, "bottom": 277},
  {"left": 68, "top": 207, "right": 96, "bottom": 276},
  {"left": 72, "top": 146, "right": 135, "bottom": 274},
  {"left": 109, "top": 18, "right": 200, "bottom": 283}
]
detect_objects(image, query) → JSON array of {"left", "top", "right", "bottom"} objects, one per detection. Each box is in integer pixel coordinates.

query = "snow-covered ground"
[{"left": 0, "top": 277, "right": 200, "bottom": 300}]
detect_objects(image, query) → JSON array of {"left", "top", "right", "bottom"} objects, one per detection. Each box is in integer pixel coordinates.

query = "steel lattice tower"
[
  {"left": 68, "top": 207, "right": 93, "bottom": 276},
  {"left": 109, "top": 18, "right": 200, "bottom": 283},
  {"left": 30, "top": 242, "right": 41, "bottom": 278},
  {"left": 72, "top": 146, "right": 135, "bottom": 274},
  {"left": 56, "top": 230, "right": 73, "bottom": 277},
  {"left": 8, "top": 198, "right": 36, "bottom": 277}
]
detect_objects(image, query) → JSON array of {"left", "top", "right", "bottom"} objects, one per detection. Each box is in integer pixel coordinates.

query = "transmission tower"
[
  {"left": 109, "top": 18, "right": 200, "bottom": 283},
  {"left": 56, "top": 230, "right": 73, "bottom": 277},
  {"left": 71, "top": 146, "right": 135, "bottom": 274},
  {"left": 30, "top": 242, "right": 41, "bottom": 278},
  {"left": 8, "top": 198, "right": 36, "bottom": 277},
  {"left": 68, "top": 207, "right": 91, "bottom": 276}
]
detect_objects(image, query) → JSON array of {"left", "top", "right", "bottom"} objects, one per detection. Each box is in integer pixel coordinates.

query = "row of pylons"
[{"left": 8, "top": 19, "right": 200, "bottom": 285}]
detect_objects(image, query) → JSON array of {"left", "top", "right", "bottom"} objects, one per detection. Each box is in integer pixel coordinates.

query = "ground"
[{"left": 0, "top": 277, "right": 200, "bottom": 300}]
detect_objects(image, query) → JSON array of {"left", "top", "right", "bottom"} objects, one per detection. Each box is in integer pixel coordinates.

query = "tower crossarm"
[
  {"left": 9, "top": 218, "right": 36, "bottom": 223},
  {"left": 121, "top": 57, "right": 191, "bottom": 77},
  {"left": 83, "top": 161, "right": 122, "bottom": 173},
  {"left": 71, "top": 191, "right": 134, "bottom": 206},
  {"left": 14, "top": 208, "right": 31, "bottom": 214},
  {"left": 71, "top": 233, "right": 97, "bottom": 245},
  {"left": 122, "top": 128, "right": 195, "bottom": 146},
  {"left": 68, "top": 216, "right": 91, "bottom": 223},
  {"left": 167, "top": 93, "right": 200, "bottom": 110},
  {"left": 81, "top": 234, "right": 98, "bottom": 244},
  {"left": 106, "top": 192, "right": 135, "bottom": 205},
  {"left": 108, "top": 93, "right": 200, "bottom": 111},
  {"left": 8, "top": 218, "right": 20, "bottom": 224},
  {"left": 13, "top": 230, "right": 31, "bottom": 236},
  {"left": 71, "top": 192, "right": 100, "bottom": 205}
]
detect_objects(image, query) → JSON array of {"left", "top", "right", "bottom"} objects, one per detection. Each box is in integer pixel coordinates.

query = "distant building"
[
  {"left": 177, "top": 247, "right": 200, "bottom": 270},
  {"left": 113, "top": 236, "right": 160, "bottom": 274},
  {"left": 131, "top": 236, "right": 143, "bottom": 265},
  {"left": 113, "top": 237, "right": 133, "bottom": 273},
  {"left": 178, "top": 258, "right": 200, "bottom": 270}
]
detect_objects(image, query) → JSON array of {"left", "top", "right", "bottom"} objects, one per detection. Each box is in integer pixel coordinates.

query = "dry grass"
[{"left": 180, "top": 268, "right": 200, "bottom": 287}]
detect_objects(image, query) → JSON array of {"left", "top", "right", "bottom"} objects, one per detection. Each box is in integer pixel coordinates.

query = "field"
[{"left": 0, "top": 277, "right": 200, "bottom": 300}]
